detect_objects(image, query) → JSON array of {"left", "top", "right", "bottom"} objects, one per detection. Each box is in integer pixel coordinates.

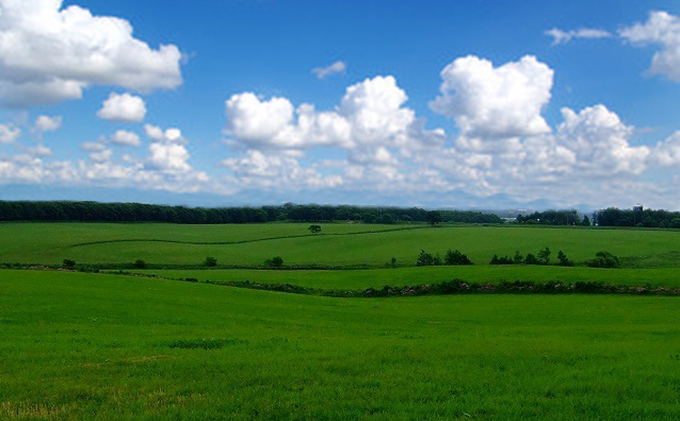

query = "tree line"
[
  {"left": 0, "top": 201, "right": 504, "bottom": 224},
  {"left": 516, "top": 210, "right": 590, "bottom": 226},
  {"left": 594, "top": 208, "right": 680, "bottom": 228},
  {"left": 517, "top": 207, "right": 680, "bottom": 229}
]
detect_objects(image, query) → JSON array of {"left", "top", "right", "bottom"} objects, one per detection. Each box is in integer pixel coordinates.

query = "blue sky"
[{"left": 1, "top": 0, "right": 680, "bottom": 209}]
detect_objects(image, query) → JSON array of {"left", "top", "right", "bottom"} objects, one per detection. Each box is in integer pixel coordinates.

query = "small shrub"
[
  {"left": 490, "top": 254, "right": 513, "bottom": 265},
  {"left": 265, "top": 256, "right": 284, "bottom": 268},
  {"left": 537, "top": 247, "right": 551, "bottom": 265},
  {"left": 416, "top": 250, "right": 435, "bottom": 266},
  {"left": 134, "top": 259, "right": 147, "bottom": 269},
  {"left": 445, "top": 249, "right": 473, "bottom": 265},
  {"left": 556, "top": 250, "right": 574, "bottom": 267},
  {"left": 308, "top": 225, "right": 322, "bottom": 234},
  {"left": 204, "top": 256, "right": 218, "bottom": 267},
  {"left": 587, "top": 251, "right": 621, "bottom": 268},
  {"left": 63, "top": 259, "right": 76, "bottom": 269},
  {"left": 390, "top": 257, "right": 397, "bottom": 268},
  {"left": 513, "top": 251, "right": 524, "bottom": 264},
  {"left": 524, "top": 253, "right": 539, "bottom": 265}
]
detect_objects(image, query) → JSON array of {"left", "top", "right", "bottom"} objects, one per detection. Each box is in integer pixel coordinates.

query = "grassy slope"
[
  {"left": 1, "top": 270, "right": 680, "bottom": 420},
  {"left": 1, "top": 223, "right": 678, "bottom": 267},
  {"left": 134, "top": 266, "right": 680, "bottom": 289}
]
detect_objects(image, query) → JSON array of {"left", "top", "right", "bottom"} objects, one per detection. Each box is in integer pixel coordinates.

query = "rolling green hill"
[{"left": 1, "top": 270, "right": 679, "bottom": 420}]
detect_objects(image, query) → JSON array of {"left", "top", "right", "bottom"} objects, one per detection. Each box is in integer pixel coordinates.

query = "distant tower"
[{"left": 633, "top": 204, "right": 643, "bottom": 227}]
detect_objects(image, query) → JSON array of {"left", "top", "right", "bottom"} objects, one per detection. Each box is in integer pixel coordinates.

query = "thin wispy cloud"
[
  {"left": 546, "top": 28, "right": 613, "bottom": 45},
  {"left": 312, "top": 61, "right": 347, "bottom": 79}
]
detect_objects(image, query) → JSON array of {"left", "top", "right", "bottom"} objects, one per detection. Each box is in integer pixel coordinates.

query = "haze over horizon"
[{"left": 1, "top": 0, "right": 680, "bottom": 210}]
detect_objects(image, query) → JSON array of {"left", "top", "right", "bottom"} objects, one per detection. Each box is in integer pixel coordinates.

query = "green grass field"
[
  {"left": 1, "top": 222, "right": 678, "bottom": 269},
  {"left": 2, "top": 222, "right": 680, "bottom": 420},
  {"left": 1, "top": 270, "right": 679, "bottom": 420}
]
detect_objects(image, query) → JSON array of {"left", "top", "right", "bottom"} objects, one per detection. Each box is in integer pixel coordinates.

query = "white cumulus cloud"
[
  {"left": 148, "top": 143, "right": 191, "bottom": 172},
  {"left": 0, "top": 123, "right": 20, "bottom": 142},
  {"left": 652, "top": 132, "right": 680, "bottom": 166},
  {"left": 97, "top": 93, "right": 147, "bottom": 122},
  {"left": 620, "top": 11, "right": 680, "bottom": 82},
  {"left": 430, "top": 55, "right": 553, "bottom": 141},
  {"left": 0, "top": 0, "right": 183, "bottom": 106},
  {"left": 225, "top": 75, "right": 434, "bottom": 152},
  {"left": 34, "top": 115, "right": 62, "bottom": 132},
  {"left": 110, "top": 130, "right": 141, "bottom": 147},
  {"left": 144, "top": 124, "right": 185, "bottom": 144},
  {"left": 556, "top": 105, "right": 650, "bottom": 176}
]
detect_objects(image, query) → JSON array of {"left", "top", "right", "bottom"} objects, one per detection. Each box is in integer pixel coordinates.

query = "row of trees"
[
  {"left": 416, "top": 249, "right": 474, "bottom": 266},
  {"left": 517, "top": 210, "right": 590, "bottom": 226},
  {"left": 594, "top": 208, "right": 680, "bottom": 228},
  {"left": 490, "top": 248, "right": 574, "bottom": 266},
  {"left": 0, "top": 201, "right": 504, "bottom": 224},
  {"left": 518, "top": 207, "right": 680, "bottom": 229}
]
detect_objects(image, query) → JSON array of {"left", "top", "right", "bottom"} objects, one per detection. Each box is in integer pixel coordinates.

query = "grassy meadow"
[
  {"left": 1, "top": 270, "right": 680, "bottom": 420},
  {"left": 0, "top": 222, "right": 678, "bottom": 268},
  {"left": 1, "top": 221, "right": 680, "bottom": 420}
]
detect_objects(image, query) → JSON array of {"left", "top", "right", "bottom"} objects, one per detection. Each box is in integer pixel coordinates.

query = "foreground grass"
[
  {"left": 1, "top": 270, "right": 679, "bottom": 420},
  {"left": 131, "top": 265, "right": 680, "bottom": 289}
]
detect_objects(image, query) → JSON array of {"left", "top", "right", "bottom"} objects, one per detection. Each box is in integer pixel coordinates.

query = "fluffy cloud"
[
  {"left": 34, "top": 115, "right": 62, "bottom": 132},
  {"left": 144, "top": 124, "right": 193, "bottom": 173},
  {"left": 0, "top": 0, "right": 182, "bottom": 106},
  {"left": 144, "top": 124, "right": 185, "bottom": 143},
  {"left": 0, "top": 123, "right": 20, "bottom": 143},
  {"left": 652, "top": 132, "right": 680, "bottom": 166},
  {"left": 430, "top": 55, "right": 553, "bottom": 141},
  {"left": 225, "top": 76, "right": 433, "bottom": 152},
  {"left": 312, "top": 61, "right": 347, "bottom": 79},
  {"left": 148, "top": 143, "right": 191, "bottom": 172},
  {"left": 223, "top": 76, "right": 445, "bottom": 190},
  {"left": 221, "top": 150, "right": 342, "bottom": 189},
  {"left": 97, "top": 93, "right": 147, "bottom": 122},
  {"left": 557, "top": 105, "right": 650, "bottom": 176},
  {"left": 620, "top": 11, "right": 680, "bottom": 82},
  {"left": 546, "top": 28, "right": 613, "bottom": 45},
  {"left": 110, "top": 130, "right": 141, "bottom": 147}
]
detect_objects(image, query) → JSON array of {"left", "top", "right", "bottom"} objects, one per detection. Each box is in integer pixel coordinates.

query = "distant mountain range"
[{"left": 0, "top": 183, "right": 596, "bottom": 214}]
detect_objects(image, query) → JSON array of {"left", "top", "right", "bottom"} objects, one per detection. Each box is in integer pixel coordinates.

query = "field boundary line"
[{"left": 66, "top": 225, "right": 431, "bottom": 248}]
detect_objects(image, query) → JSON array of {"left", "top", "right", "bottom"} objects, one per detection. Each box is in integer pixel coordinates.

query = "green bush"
[
  {"left": 265, "top": 256, "right": 284, "bottom": 268},
  {"left": 63, "top": 259, "right": 76, "bottom": 269},
  {"left": 134, "top": 259, "right": 147, "bottom": 269},
  {"left": 587, "top": 251, "right": 621, "bottom": 268},
  {"left": 490, "top": 254, "right": 513, "bottom": 265},
  {"left": 444, "top": 249, "right": 473, "bottom": 265},
  {"left": 524, "top": 253, "right": 539, "bottom": 265},
  {"left": 204, "top": 256, "right": 218, "bottom": 267},
  {"left": 556, "top": 251, "right": 574, "bottom": 267}
]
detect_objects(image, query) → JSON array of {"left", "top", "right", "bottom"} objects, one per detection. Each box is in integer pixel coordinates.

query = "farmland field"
[
  {"left": 1, "top": 222, "right": 679, "bottom": 268},
  {"left": 1, "top": 222, "right": 680, "bottom": 420}
]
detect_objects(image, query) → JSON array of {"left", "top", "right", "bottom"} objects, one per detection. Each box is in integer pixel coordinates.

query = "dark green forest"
[{"left": 0, "top": 201, "right": 503, "bottom": 224}]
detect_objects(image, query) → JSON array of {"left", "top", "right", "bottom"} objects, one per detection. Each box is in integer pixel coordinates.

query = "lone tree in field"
[
  {"left": 63, "top": 259, "right": 76, "bottom": 269},
  {"left": 308, "top": 224, "right": 322, "bottom": 234},
  {"left": 265, "top": 256, "right": 284, "bottom": 268},
  {"left": 426, "top": 211, "right": 442, "bottom": 226},
  {"left": 204, "top": 256, "right": 217, "bottom": 267}
]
